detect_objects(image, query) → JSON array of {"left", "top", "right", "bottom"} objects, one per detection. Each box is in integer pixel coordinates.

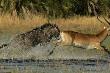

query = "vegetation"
[
  {"left": 0, "top": 14, "right": 106, "bottom": 35},
  {"left": 0, "top": 0, "right": 109, "bottom": 34},
  {"left": 0, "top": 0, "right": 110, "bottom": 18}
]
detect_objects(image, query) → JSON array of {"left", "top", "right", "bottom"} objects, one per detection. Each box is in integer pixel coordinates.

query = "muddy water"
[{"left": 0, "top": 33, "right": 110, "bottom": 73}]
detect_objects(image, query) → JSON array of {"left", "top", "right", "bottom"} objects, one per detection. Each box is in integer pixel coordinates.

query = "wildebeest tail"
[{"left": 0, "top": 43, "right": 9, "bottom": 49}]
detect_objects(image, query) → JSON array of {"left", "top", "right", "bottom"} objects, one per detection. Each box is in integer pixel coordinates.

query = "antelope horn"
[
  {"left": 97, "top": 16, "right": 106, "bottom": 24},
  {"left": 103, "top": 16, "right": 110, "bottom": 25},
  {"left": 89, "top": 0, "right": 110, "bottom": 26},
  {"left": 89, "top": 1, "right": 106, "bottom": 25}
]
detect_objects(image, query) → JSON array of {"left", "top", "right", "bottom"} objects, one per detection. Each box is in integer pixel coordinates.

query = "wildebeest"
[{"left": 0, "top": 23, "right": 60, "bottom": 51}]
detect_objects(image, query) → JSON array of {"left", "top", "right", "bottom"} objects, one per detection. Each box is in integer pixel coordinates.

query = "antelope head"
[
  {"left": 97, "top": 16, "right": 110, "bottom": 36},
  {"left": 89, "top": 0, "right": 110, "bottom": 36},
  {"left": 103, "top": 17, "right": 110, "bottom": 35}
]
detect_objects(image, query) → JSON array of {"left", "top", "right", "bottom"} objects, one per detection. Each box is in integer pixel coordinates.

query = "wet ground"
[
  {"left": 0, "top": 59, "right": 110, "bottom": 73},
  {"left": 0, "top": 33, "right": 110, "bottom": 73}
]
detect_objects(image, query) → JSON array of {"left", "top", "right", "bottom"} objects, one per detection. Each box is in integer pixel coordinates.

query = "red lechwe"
[{"left": 57, "top": 17, "right": 110, "bottom": 54}]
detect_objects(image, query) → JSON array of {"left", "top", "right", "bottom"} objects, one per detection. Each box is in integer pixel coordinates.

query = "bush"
[{"left": 0, "top": 0, "right": 109, "bottom": 18}]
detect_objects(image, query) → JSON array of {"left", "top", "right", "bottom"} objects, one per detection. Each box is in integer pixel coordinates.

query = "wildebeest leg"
[
  {"left": 48, "top": 48, "right": 54, "bottom": 55},
  {"left": 48, "top": 43, "right": 58, "bottom": 56}
]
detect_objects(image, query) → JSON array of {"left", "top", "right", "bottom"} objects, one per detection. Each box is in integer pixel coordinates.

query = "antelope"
[
  {"left": 51, "top": 0, "right": 110, "bottom": 54},
  {"left": 58, "top": 27, "right": 107, "bottom": 48},
  {"left": 51, "top": 1, "right": 110, "bottom": 55},
  {"left": 56, "top": 17, "right": 110, "bottom": 54}
]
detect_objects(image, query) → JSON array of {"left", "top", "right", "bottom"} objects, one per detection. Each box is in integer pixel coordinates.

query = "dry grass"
[
  {"left": 0, "top": 14, "right": 109, "bottom": 34},
  {"left": 52, "top": 16, "right": 108, "bottom": 34},
  {"left": 0, "top": 14, "right": 48, "bottom": 34}
]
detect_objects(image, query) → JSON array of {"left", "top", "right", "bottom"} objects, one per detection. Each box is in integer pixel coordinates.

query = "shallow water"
[
  {"left": 0, "top": 33, "right": 110, "bottom": 73},
  {"left": 0, "top": 59, "right": 110, "bottom": 73}
]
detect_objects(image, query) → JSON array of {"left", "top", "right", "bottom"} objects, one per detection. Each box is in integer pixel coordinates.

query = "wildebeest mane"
[
  {"left": 40, "top": 23, "right": 58, "bottom": 30},
  {"left": 26, "top": 23, "right": 58, "bottom": 34}
]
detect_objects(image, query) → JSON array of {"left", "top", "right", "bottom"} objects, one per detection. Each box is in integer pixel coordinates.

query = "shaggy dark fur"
[{"left": 0, "top": 23, "right": 60, "bottom": 49}]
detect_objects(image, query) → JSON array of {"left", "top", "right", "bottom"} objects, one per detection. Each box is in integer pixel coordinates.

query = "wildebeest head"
[{"left": 40, "top": 23, "right": 60, "bottom": 42}]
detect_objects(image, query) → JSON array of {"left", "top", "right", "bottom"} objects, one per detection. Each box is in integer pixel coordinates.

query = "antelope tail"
[{"left": 0, "top": 43, "right": 9, "bottom": 49}]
